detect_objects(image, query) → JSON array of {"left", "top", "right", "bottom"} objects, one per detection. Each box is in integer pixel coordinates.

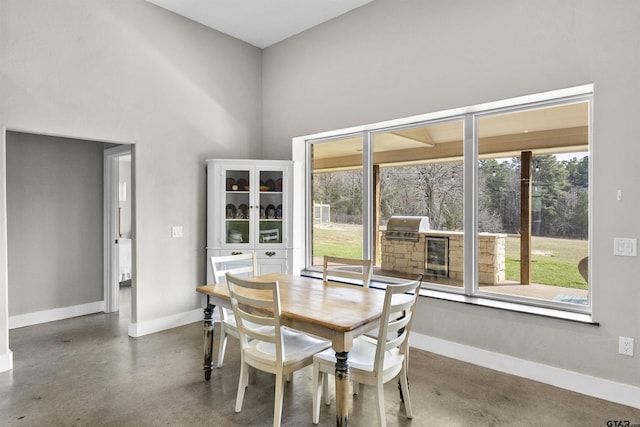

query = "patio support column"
[
  {"left": 373, "top": 164, "right": 380, "bottom": 266},
  {"left": 520, "top": 151, "right": 532, "bottom": 285}
]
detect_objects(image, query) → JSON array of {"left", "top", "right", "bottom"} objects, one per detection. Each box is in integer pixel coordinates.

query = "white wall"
[
  {"left": 262, "top": 0, "right": 640, "bottom": 388},
  {"left": 0, "top": 0, "right": 263, "bottom": 367}
]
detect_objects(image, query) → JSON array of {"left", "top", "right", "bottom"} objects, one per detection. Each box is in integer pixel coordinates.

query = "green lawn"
[
  {"left": 313, "top": 224, "right": 364, "bottom": 259},
  {"left": 313, "top": 224, "right": 588, "bottom": 289},
  {"left": 505, "top": 236, "right": 588, "bottom": 289}
]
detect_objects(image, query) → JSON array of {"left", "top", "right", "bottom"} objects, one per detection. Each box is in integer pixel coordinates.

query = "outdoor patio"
[{"left": 373, "top": 267, "right": 588, "bottom": 305}]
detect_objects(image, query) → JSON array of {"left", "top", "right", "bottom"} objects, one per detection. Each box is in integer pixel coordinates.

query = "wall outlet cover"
[{"left": 619, "top": 336, "right": 634, "bottom": 356}]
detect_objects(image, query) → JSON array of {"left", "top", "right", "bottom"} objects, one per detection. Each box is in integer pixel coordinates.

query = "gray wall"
[
  {"left": 0, "top": 0, "right": 263, "bottom": 356},
  {"left": 6, "top": 132, "right": 104, "bottom": 315},
  {"left": 262, "top": 0, "right": 640, "bottom": 387}
]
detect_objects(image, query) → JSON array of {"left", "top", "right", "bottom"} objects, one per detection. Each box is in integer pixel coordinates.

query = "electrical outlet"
[{"left": 619, "top": 336, "right": 634, "bottom": 356}]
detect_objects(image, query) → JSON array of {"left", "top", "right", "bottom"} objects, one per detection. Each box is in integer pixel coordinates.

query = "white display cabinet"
[{"left": 206, "top": 159, "right": 294, "bottom": 282}]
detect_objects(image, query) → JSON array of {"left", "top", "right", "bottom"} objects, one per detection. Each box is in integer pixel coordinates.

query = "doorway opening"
[
  {"left": 4, "top": 131, "right": 134, "bottom": 330},
  {"left": 104, "top": 145, "right": 134, "bottom": 319}
]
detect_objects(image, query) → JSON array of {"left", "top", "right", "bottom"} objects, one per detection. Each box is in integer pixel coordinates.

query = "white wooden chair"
[
  {"left": 312, "top": 278, "right": 422, "bottom": 427},
  {"left": 322, "top": 256, "right": 374, "bottom": 394},
  {"left": 323, "top": 256, "right": 373, "bottom": 288},
  {"left": 210, "top": 252, "right": 258, "bottom": 367},
  {"left": 226, "top": 273, "right": 332, "bottom": 427}
]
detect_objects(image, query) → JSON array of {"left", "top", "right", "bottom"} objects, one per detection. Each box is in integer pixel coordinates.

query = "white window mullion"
[
  {"left": 463, "top": 114, "right": 478, "bottom": 295},
  {"left": 362, "top": 131, "right": 373, "bottom": 261},
  {"left": 304, "top": 140, "right": 314, "bottom": 270}
]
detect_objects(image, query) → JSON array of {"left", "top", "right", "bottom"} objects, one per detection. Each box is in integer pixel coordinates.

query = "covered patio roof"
[{"left": 312, "top": 101, "right": 588, "bottom": 171}]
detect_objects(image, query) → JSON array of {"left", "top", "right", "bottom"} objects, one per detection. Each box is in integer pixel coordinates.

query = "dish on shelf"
[
  {"left": 228, "top": 230, "right": 243, "bottom": 243},
  {"left": 238, "top": 204, "right": 249, "bottom": 219},
  {"left": 236, "top": 178, "right": 248, "bottom": 190},
  {"left": 265, "top": 179, "right": 275, "bottom": 191},
  {"left": 226, "top": 204, "right": 236, "bottom": 218},
  {"left": 265, "top": 204, "right": 276, "bottom": 219},
  {"left": 260, "top": 185, "right": 270, "bottom": 191},
  {"left": 226, "top": 178, "right": 236, "bottom": 191}
]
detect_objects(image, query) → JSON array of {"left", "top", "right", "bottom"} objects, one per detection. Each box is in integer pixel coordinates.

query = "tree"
[
  {"left": 313, "top": 170, "right": 362, "bottom": 224},
  {"left": 570, "top": 190, "right": 589, "bottom": 239},
  {"left": 413, "top": 163, "right": 463, "bottom": 230},
  {"left": 564, "top": 156, "right": 589, "bottom": 188},
  {"left": 314, "top": 152, "right": 588, "bottom": 240},
  {"left": 533, "top": 155, "right": 569, "bottom": 236}
]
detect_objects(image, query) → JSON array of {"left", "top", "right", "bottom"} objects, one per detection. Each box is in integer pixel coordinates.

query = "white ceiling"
[{"left": 146, "top": 0, "right": 374, "bottom": 48}]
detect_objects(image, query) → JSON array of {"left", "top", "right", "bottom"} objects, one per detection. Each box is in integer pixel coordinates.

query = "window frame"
[
  {"left": 297, "top": 84, "right": 593, "bottom": 322},
  {"left": 469, "top": 96, "right": 592, "bottom": 315}
]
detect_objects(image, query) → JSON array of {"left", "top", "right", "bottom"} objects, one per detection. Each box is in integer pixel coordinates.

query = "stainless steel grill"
[{"left": 384, "top": 216, "right": 430, "bottom": 242}]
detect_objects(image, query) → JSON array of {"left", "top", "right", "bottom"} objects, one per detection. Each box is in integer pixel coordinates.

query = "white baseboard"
[
  {"left": 0, "top": 350, "right": 13, "bottom": 373},
  {"left": 410, "top": 332, "right": 640, "bottom": 410},
  {"left": 9, "top": 301, "right": 105, "bottom": 329},
  {"left": 128, "top": 308, "right": 202, "bottom": 338}
]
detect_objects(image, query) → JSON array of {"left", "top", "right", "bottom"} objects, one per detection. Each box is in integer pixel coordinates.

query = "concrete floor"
[{"left": 1, "top": 287, "right": 639, "bottom": 426}]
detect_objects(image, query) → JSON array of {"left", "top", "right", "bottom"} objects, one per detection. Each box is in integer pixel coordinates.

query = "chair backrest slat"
[
  {"left": 323, "top": 256, "right": 373, "bottom": 288},
  {"left": 210, "top": 252, "right": 257, "bottom": 284}
]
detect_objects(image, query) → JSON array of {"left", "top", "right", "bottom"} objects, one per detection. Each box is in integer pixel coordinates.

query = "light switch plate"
[
  {"left": 171, "top": 226, "right": 184, "bottom": 238},
  {"left": 613, "top": 238, "right": 637, "bottom": 256}
]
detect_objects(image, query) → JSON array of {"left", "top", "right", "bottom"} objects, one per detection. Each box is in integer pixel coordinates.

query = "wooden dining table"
[{"left": 196, "top": 272, "right": 387, "bottom": 427}]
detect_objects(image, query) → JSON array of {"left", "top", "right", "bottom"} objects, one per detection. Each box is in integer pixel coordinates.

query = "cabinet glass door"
[
  {"left": 225, "top": 169, "right": 251, "bottom": 245},
  {"left": 258, "top": 170, "right": 283, "bottom": 244}
]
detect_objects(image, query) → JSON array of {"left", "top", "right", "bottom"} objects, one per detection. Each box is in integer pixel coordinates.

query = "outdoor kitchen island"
[{"left": 381, "top": 229, "right": 507, "bottom": 286}]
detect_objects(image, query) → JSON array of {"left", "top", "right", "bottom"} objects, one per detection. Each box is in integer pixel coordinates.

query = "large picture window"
[{"left": 302, "top": 86, "right": 591, "bottom": 315}]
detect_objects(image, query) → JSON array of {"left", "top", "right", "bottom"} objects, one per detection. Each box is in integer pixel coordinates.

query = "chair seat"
[
  {"left": 314, "top": 335, "right": 404, "bottom": 375},
  {"left": 249, "top": 329, "right": 331, "bottom": 366}
]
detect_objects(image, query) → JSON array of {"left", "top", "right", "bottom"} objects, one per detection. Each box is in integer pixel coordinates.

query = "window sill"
[
  {"left": 419, "top": 288, "right": 598, "bottom": 325},
  {"left": 300, "top": 269, "right": 598, "bottom": 325}
]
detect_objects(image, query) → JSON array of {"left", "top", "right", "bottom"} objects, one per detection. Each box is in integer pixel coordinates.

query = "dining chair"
[
  {"left": 210, "top": 252, "right": 258, "bottom": 367},
  {"left": 322, "top": 255, "right": 373, "bottom": 395},
  {"left": 312, "top": 277, "right": 422, "bottom": 427},
  {"left": 226, "top": 272, "right": 332, "bottom": 427},
  {"left": 323, "top": 256, "right": 373, "bottom": 288}
]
